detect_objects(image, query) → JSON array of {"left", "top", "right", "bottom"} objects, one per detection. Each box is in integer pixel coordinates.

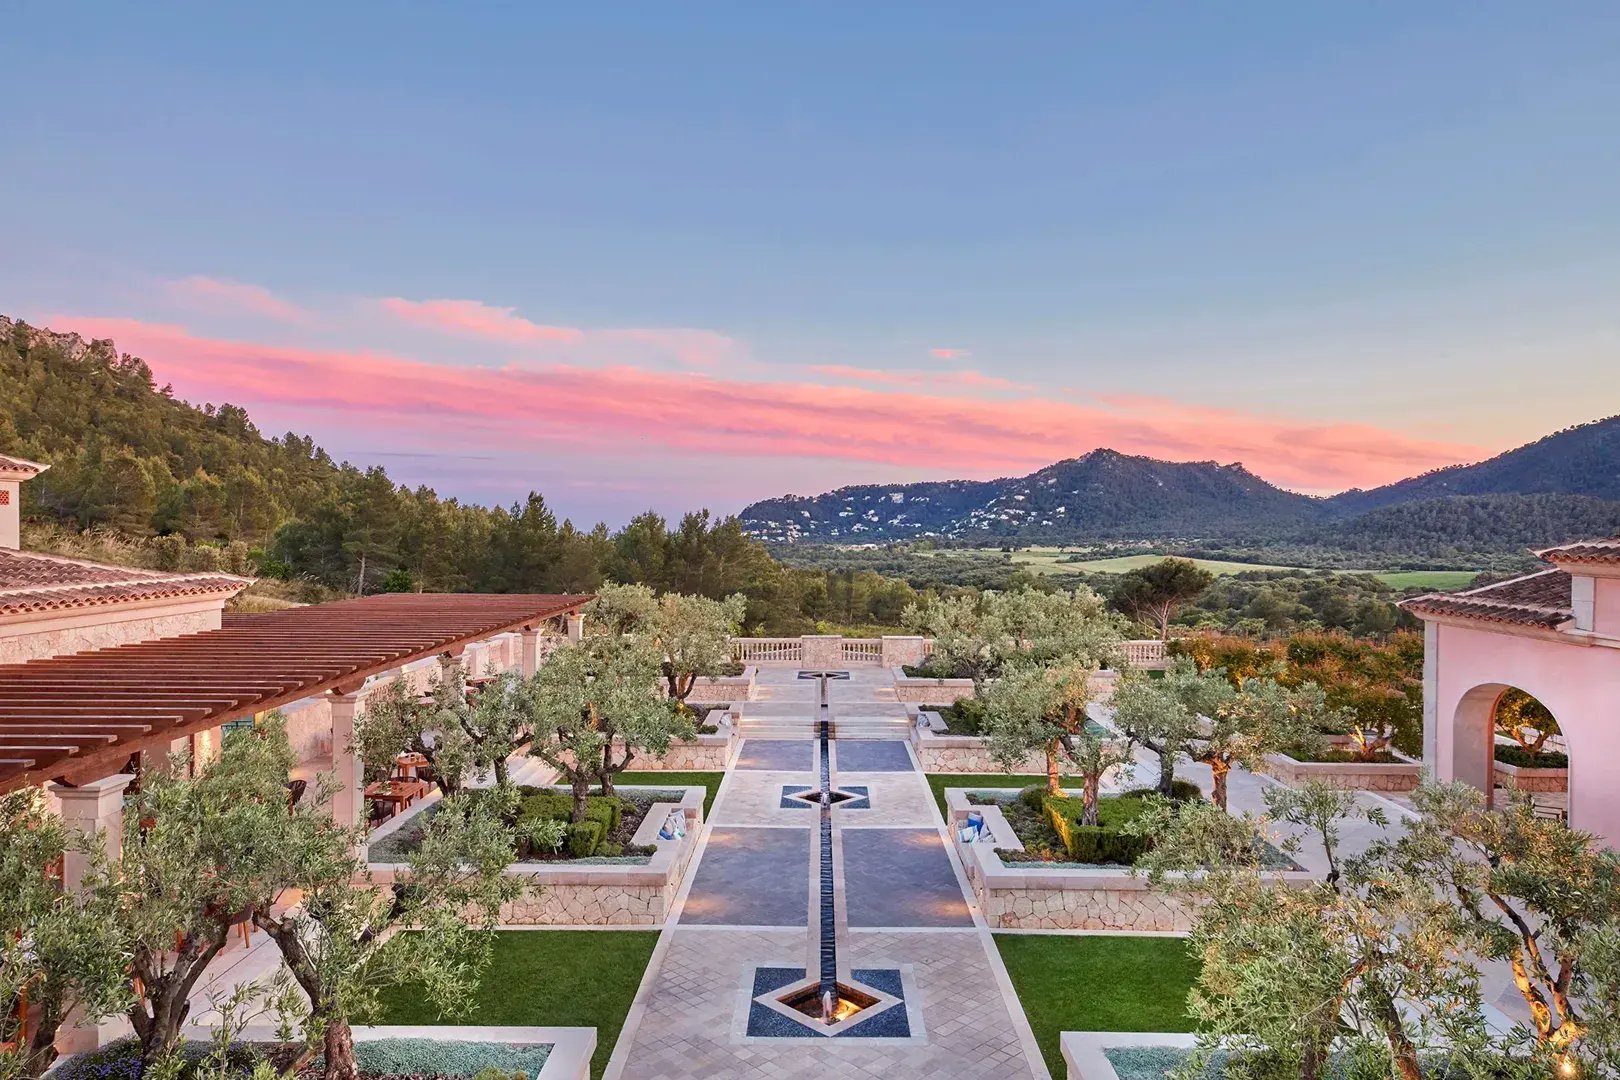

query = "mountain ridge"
[{"left": 741, "top": 418, "right": 1620, "bottom": 549}]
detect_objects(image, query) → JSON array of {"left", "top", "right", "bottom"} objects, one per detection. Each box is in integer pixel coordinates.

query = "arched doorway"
[{"left": 1452, "top": 684, "right": 1567, "bottom": 816}]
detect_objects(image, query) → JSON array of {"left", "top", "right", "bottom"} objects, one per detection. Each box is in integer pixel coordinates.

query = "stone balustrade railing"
[
  {"left": 728, "top": 634, "right": 1170, "bottom": 670},
  {"left": 1119, "top": 638, "right": 1169, "bottom": 669},
  {"left": 733, "top": 637, "right": 803, "bottom": 663}
]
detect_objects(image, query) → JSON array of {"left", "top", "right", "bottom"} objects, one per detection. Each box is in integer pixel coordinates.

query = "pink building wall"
[{"left": 1427, "top": 619, "right": 1620, "bottom": 845}]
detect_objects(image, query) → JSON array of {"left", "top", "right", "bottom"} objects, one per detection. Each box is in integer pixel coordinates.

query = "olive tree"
[
  {"left": 1109, "top": 659, "right": 1226, "bottom": 801},
  {"left": 979, "top": 660, "right": 1131, "bottom": 819},
  {"left": 904, "top": 586, "right": 1122, "bottom": 691},
  {"left": 527, "top": 636, "right": 689, "bottom": 814},
  {"left": 248, "top": 789, "right": 519, "bottom": 1080},
  {"left": 1132, "top": 783, "right": 1479, "bottom": 1080},
  {"left": 0, "top": 792, "right": 130, "bottom": 1080},
  {"left": 651, "top": 591, "right": 747, "bottom": 711},
  {"left": 91, "top": 727, "right": 300, "bottom": 1069},
  {"left": 352, "top": 663, "right": 533, "bottom": 795},
  {"left": 1386, "top": 782, "right": 1620, "bottom": 1069}
]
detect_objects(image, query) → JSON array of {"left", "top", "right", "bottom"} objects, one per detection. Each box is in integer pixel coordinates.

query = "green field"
[{"left": 990, "top": 548, "right": 1474, "bottom": 590}]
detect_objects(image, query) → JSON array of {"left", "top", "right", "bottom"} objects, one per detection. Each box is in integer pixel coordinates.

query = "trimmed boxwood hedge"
[
  {"left": 1043, "top": 794, "right": 1155, "bottom": 864},
  {"left": 1494, "top": 744, "right": 1568, "bottom": 769}
]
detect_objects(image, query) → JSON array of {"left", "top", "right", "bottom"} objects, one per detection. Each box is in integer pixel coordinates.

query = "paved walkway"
[{"left": 612, "top": 666, "right": 1044, "bottom": 1079}]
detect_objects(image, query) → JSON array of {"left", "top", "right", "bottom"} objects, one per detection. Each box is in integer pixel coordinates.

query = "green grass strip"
[
  {"left": 994, "top": 934, "right": 1199, "bottom": 1077},
  {"left": 373, "top": 929, "right": 658, "bottom": 1080}
]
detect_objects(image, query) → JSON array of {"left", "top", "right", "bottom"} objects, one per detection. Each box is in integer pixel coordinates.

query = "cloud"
[
  {"left": 375, "top": 297, "right": 743, "bottom": 370},
  {"left": 809, "top": 364, "right": 1032, "bottom": 392},
  {"left": 377, "top": 297, "right": 585, "bottom": 344},
  {"left": 930, "top": 347, "right": 971, "bottom": 360},
  {"left": 168, "top": 276, "right": 308, "bottom": 323},
  {"left": 43, "top": 315, "right": 1485, "bottom": 496}
]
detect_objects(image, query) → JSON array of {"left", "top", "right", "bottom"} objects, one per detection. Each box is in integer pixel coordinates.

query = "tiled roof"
[
  {"left": 0, "top": 592, "right": 591, "bottom": 792},
  {"left": 1534, "top": 536, "right": 1620, "bottom": 566},
  {"left": 0, "top": 454, "right": 48, "bottom": 477},
  {"left": 1400, "top": 569, "right": 1573, "bottom": 629},
  {"left": 0, "top": 550, "right": 250, "bottom": 617}
]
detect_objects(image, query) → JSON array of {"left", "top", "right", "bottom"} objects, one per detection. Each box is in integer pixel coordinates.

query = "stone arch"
[{"left": 1452, "top": 682, "right": 1565, "bottom": 810}]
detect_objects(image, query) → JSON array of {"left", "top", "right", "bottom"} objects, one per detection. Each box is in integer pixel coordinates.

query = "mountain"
[
  {"left": 1327, "top": 415, "right": 1620, "bottom": 514},
  {"left": 740, "top": 449, "right": 1324, "bottom": 543},
  {"left": 740, "top": 417, "right": 1620, "bottom": 554}
]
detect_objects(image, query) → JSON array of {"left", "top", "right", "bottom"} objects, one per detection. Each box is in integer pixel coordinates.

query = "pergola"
[{"left": 0, "top": 592, "right": 590, "bottom": 794}]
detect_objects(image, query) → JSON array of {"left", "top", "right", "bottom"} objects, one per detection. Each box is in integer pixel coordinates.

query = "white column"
[
  {"left": 47, "top": 774, "right": 135, "bottom": 1056},
  {"left": 329, "top": 691, "right": 364, "bottom": 829},
  {"left": 47, "top": 774, "right": 134, "bottom": 895},
  {"left": 519, "top": 628, "right": 542, "bottom": 678},
  {"left": 1422, "top": 622, "right": 1440, "bottom": 770},
  {"left": 565, "top": 612, "right": 586, "bottom": 642}
]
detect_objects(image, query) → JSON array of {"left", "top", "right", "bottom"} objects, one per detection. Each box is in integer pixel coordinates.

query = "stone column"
[
  {"left": 880, "top": 635, "right": 926, "bottom": 668},
  {"left": 565, "top": 612, "right": 586, "bottom": 642},
  {"left": 519, "top": 628, "right": 542, "bottom": 678},
  {"left": 47, "top": 774, "right": 134, "bottom": 895},
  {"left": 329, "top": 691, "right": 364, "bottom": 829},
  {"left": 801, "top": 635, "right": 842, "bottom": 668},
  {"left": 1421, "top": 622, "right": 1439, "bottom": 770},
  {"left": 47, "top": 774, "right": 134, "bottom": 1054}
]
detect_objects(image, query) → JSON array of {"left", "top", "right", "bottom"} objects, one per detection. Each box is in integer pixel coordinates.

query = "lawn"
[
  {"left": 373, "top": 929, "right": 657, "bottom": 1080},
  {"left": 1372, "top": 569, "right": 1477, "bottom": 590},
  {"left": 924, "top": 772, "right": 1082, "bottom": 821},
  {"left": 991, "top": 548, "right": 1478, "bottom": 589},
  {"left": 617, "top": 770, "right": 725, "bottom": 816},
  {"left": 995, "top": 934, "right": 1199, "bottom": 1076}
]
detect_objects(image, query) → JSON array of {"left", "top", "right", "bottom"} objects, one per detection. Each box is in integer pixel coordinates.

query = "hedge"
[{"left": 1043, "top": 794, "right": 1154, "bottom": 865}]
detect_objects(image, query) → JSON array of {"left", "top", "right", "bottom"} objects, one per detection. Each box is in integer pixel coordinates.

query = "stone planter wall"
[
  {"left": 945, "top": 789, "right": 1314, "bottom": 932},
  {"left": 686, "top": 667, "right": 757, "bottom": 704},
  {"left": 909, "top": 712, "right": 1048, "bottom": 773},
  {"left": 370, "top": 786, "right": 705, "bottom": 926},
  {"left": 1260, "top": 751, "right": 1422, "bottom": 792},
  {"left": 892, "top": 667, "right": 976, "bottom": 704},
  {"left": 1494, "top": 758, "right": 1569, "bottom": 793},
  {"left": 624, "top": 708, "right": 739, "bottom": 770}
]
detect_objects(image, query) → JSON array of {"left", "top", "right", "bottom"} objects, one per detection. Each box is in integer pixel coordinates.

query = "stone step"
[{"left": 738, "top": 719, "right": 818, "bottom": 739}]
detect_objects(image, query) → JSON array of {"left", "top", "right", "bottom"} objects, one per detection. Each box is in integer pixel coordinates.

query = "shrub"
[
  {"left": 1017, "top": 784, "right": 1048, "bottom": 812},
  {"left": 1494, "top": 744, "right": 1568, "bottom": 769},
  {"left": 936, "top": 696, "right": 989, "bottom": 735},
  {"left": 567, "top": 819, "right": 605, "bottom": 858},
  {"left": 519, "top": 817, "right": 568, "bottom": 856},
  {"left": 596, "top": 840, "right": 624, "bottom": 857},
  {"left": 1043, "top": 795, "right": 1154, "bottom": 864},
  {"left": 1122, "top": 780, "right": 1203, "bottom": 803}
]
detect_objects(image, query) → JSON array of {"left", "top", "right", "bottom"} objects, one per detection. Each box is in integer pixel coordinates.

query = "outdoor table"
[
  {"left": 394, "top": 752, "right": 429, "bottom": 779},
  {"left": 365, "top": 779, "right": 418, "bottom": 818}
]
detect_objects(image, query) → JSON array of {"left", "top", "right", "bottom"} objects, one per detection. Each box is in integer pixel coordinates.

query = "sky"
[{"left": 4, "top": 3, "right": 1619, "bottom": 527}]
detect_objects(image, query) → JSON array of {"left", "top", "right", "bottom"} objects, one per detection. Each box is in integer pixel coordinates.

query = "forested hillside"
[{"left": 0, "top": 317, "right": 919, "bottom": 631}]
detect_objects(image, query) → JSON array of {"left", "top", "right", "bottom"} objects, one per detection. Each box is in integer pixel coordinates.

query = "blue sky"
[{"left": 4, "top": 3, "right": 1618, "bottom": 524}]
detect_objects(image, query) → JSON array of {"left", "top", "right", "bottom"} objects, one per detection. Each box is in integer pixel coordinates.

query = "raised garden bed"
[
  {"left": 1260, "top": 747, "right": 1421, "bottom": 792},
  {"left": 55, "top": 1033, "right": 591, "bottom": 1080},
  {"left": 368, "top": 787, "right": 688, "bottom": 864},
  {"left": 1493, "top": 743, "right": 1568, "bottom": 793}
]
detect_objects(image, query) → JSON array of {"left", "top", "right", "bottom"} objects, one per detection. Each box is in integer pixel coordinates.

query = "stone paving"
[{"left": 614, "top": 666, "right": 1043, "bottom": 1078}]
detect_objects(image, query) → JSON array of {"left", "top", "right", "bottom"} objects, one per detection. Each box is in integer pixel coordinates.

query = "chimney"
[{"left": 0, "top": 455, "right": 48, "bottom": 550}]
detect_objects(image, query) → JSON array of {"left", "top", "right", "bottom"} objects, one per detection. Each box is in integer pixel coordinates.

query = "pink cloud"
[
  {"left": 42, "top": 316, "right": 1485, "bottom": 495},
  {"left": 930, "top": 347, "right": 971, "bottom": 360},
  {"left": 810, "top": 364, "right": 1031, "bottom": 393},
  {"left": 377, "top": 297, "right": 584, "bottom": 344},
  {"left": 169, "top": 276, "right": 307, "bottom": 323},
  {"left": 375, "top": 297, "right": 741, "bottom": 369}
]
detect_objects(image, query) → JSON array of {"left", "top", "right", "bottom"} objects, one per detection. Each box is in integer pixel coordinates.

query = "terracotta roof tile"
[
  {"left": 1534, "top": 536, "right": 1620, "bottom": 566},
  {"left": 0, "top": 454, "right": 48, "bottom": 477},
  {"left": 0, "top": 592, "right": 591, "bottom": 791},
  {"left": 0, "top": 550, "right": 249, "bottom": 617},
  {"left": 1400, "top": 569, "right": 1573, "bottom": 629}
]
